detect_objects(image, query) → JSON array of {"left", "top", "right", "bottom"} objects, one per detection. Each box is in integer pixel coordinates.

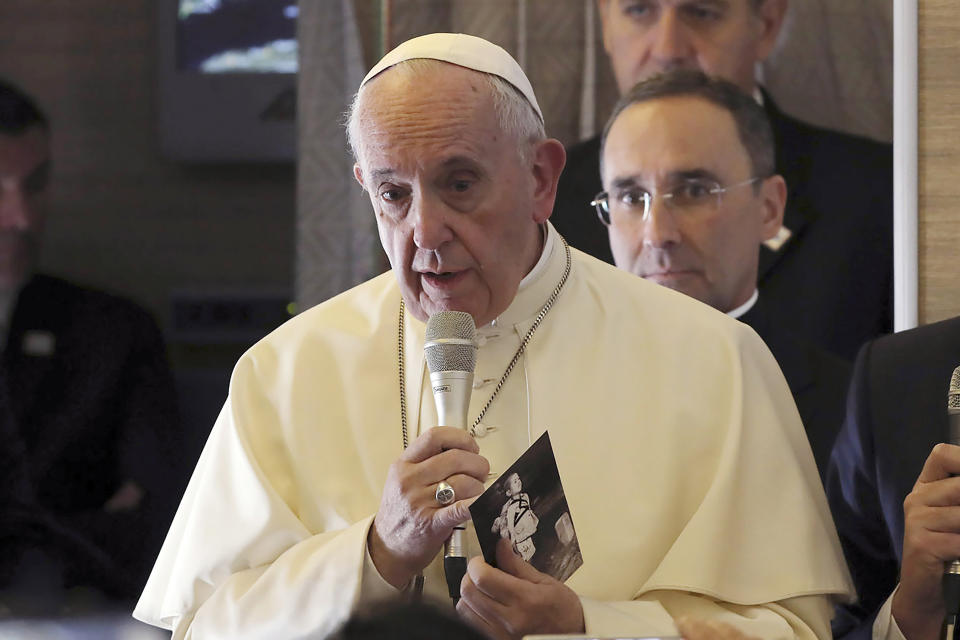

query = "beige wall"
[
  {"left": 0, "top": 1, "right": 295, "bottom": 346},
  {"left": 920, "top": 1, "right": 960, "bottom": 323}
]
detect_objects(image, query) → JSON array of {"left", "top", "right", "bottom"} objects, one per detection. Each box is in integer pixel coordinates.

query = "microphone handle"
[
  {"left": 430, "top": 370, "right": 474, "bottom": 603},
  {"left": 945, "top": 410, "right": 960, "bottom": 638}
]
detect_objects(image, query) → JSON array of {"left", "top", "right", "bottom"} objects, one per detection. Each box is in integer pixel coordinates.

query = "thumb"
[
  {"left": 495, "top": 537, "right": 544, "bottom": 582},
  {"left": 435, "top": 496, "right": 478, "bottom": 529}
]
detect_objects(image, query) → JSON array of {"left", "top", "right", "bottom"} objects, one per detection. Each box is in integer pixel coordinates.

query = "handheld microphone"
[
  {"left": 424, "top": 311, "right": 477, "bottom": 604},
  {"left": 944, "top": 367, "right": 960, "bottom": 640}
]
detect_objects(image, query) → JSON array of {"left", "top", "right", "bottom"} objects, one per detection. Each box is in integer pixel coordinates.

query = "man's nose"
[
  {"left": 0, "top": 187, "right": 32, "bottom": 231},
  {"left": 411, "top": 194, "right": 454, "bottom": 250},
  {"left": 649, "top": 10, "right": 694, "bottom": 66},
  {"left": 642, "top": 196, "right": 681, "bottom": 248}
]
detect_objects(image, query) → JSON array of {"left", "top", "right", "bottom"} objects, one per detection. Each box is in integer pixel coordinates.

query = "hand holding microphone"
[
  {"left": 424, "top": 311, "right": 479, "bottom": 603},
  {"left": 892, "top": 367, "right": 960, "bottom": 640},
  {"left": 367, "top": 311, "right": 487, "bottom": 595}
]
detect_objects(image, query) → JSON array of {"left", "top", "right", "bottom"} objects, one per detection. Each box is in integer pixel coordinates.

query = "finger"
[
  {"left": 435, "top": 496, "right": 479, "bottom": 528},
  {"left": 430, "top": 474, "right": 486, "bottom": 506},
  {"left": 909, "top": 477, "right": 960, "bottom": 509},
  {"left": 905, "top": 502, "right": 960, "bottom": 533},
  {"left": 676, "top": 617, "right": 757, "bottom": 640},
  {"left": 456, "top": 594, "right": 504, "bottom": 640},
  {"left": 402, "top": 426, "right": 479, "bottom": 463},
  {"left": 465, "top": 548, "right": 531, "bottom": 606},
  {"left": 459, "top": 563, "right": 513, "bottom": 629},
  {"left": 904, "top": 527, "right": 960, "bottom": 564},
  {"left": 916, "top": 443, "right": 960, "bottom": 485},
  {"left": 415, "top": 449, "right": 491, "bottom": 485},
  {"left": 495, "top": 536, "right": 545, "bottom": 583}
]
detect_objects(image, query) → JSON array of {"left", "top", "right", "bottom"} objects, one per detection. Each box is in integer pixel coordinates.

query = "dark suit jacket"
[
  {"left": 740, "top": 298, "right": 851, "bottom": 477},
  {"left": 826, "top": 316, "right": 960, "bottom": 639},
  {"left": 0, "top": 274, "right": 181, "bottom": 601},
  {"left": 551, "top": 92, "right": 893, "bottom": 361}
]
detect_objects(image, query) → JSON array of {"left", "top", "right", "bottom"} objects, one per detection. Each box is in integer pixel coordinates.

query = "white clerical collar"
[
  {"left": 726, "top": 289, "right": 759, "bottom": 320},
  {"left": 485, "top": 222, "right": 563, "bottom": 329},
  {"left": 753, "top": 87, "right": 764, "bottom": 106}
]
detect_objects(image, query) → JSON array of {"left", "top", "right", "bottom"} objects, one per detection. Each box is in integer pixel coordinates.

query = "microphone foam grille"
[
  {"left": 950, "top": 366, "right": 960, "bottom": 411},
  {"left": 425, "top": 311, "right": 476, "bottom": 342},
  {"left": 425, "top": 311, "right": 477, "bottom": 373},
  {"left": 425, "top": 343, "right": 476, "bottom": 373}
]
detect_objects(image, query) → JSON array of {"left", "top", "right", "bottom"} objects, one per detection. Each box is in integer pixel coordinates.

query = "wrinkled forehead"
[
  {"left": 354, "top": 64, "right": 504, "bottom": 169},
  {"left": 605, "top": 97, "right": 749, "bottom": 179}
]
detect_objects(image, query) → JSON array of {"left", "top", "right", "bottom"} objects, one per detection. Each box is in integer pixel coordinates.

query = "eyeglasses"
[{"left": 590, "top": 176, "right": 762, "bottom": 226}]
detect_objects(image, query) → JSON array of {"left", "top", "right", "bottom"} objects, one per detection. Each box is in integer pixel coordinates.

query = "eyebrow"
[
  {"left": 609, "top": 168, "right": 721, "bottom": 189},
  {"left": 369, "top": 168, "right": 395, "bottom": 181},
  {"left": 367, "top": 155, "right": 485, "bottom": 182},
  {"left": 680, "top": 0, "right": 730, "bottom": 9}
]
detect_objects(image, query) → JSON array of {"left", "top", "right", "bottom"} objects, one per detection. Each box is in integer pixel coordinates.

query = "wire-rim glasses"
[{"left": 590, "top": 176, "right": 763, "bottom": 226}]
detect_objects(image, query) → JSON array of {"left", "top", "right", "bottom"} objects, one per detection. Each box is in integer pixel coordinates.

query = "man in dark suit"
[
  {"left": 597, "top": 70, "right": 849, "bottom": 476},
  {"left": 827, "top": 316, "right": 960, "bottom": 640},
  {"left": 553, "top": 0, "right": 892, "bottom": 360},
  {"left": 0, "top": 78, "right": 181, "bottom": 610}
]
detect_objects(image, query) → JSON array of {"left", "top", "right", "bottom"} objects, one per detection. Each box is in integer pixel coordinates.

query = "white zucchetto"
[{"left": 360, "top": 32, "right": 543, "bottom": 122}]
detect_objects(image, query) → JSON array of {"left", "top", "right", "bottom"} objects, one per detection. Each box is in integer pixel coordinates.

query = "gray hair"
[{"left": 345, "top": 59, "right": 545, "bottom": 167}]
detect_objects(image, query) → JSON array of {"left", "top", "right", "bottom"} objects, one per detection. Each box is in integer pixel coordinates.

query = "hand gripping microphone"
[
  {"left": 945, "top": 367, "right": 960, "bottom": 640},
  {"left": 424, "top": 311, "right": 477, "bottom": 604}
]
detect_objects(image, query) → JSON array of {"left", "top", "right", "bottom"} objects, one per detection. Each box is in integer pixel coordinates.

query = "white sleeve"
[
  {"left": 872, "top": 587, "right": 908, "bottom": 640},
  {"left": 133, "top": 392, "right": 404, "bottom": 639}
]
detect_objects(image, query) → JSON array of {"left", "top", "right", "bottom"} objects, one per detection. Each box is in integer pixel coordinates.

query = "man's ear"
[
  {"left": 759, "top": 174, "right": 787, "bottom": 242},
  {"left": 353, "top": 163, "right": 366, "bottom": 190},
  {"left": 754, "top": 0, "right": 789, "bottom": 63},
  {"left": 530, "top": 138, "right": 567, "bottom": 224}
]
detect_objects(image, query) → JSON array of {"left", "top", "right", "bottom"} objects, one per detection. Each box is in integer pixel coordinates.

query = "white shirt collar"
[
  {"left": 486, "top": 222, "right": 564, "bottom": 330},
  {"left": 726, "top": 289, "right": 759, "bottom": 320}
]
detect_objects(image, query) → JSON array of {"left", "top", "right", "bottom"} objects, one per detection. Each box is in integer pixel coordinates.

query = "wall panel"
[{"left": 919, "top": 1, "right": 960, "bottom": 322}]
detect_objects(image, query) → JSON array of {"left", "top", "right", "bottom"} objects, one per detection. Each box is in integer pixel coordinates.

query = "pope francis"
[{"left": 134, "top": 33, "right": 852, "bottom": 640}]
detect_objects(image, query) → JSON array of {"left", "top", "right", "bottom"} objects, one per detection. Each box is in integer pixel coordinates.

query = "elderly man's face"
[
  {"left": 353, "top": 65, "right": 559, "bottom": 327},
  {"left": 0, "top": 126, "right": 49, "bottom": 289},
  {"left": 597, "top": 0, "right": 785, "bottom": 94},
  {"left": 601, "top": 96, "right": 784, "bottom": 312}
]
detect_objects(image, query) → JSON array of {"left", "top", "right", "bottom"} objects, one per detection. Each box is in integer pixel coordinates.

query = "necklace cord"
[{"left": 398, "top": 237, "right": 572, "bottom": 443}]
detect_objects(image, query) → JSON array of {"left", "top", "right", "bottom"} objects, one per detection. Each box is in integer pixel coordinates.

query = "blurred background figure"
[
  {"left": 328, "top": 600, "right": 489, "bottom": 640},
  {"left": 552, "top": 0, "right": 893, "bottom": 361},
  {"left": 827, "top": 315, "right": 960, "bottom": 640},
  {"left": 0, "top": 78, "right": 181, "bottom": 616}
]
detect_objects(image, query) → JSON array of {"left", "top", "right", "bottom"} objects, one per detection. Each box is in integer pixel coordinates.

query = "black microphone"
[
  {"left": 424, "top": 311, "right": 477, "bottom": 604},
  {"left": 944, "top": 366, "right": 960, "bottom": 640}
]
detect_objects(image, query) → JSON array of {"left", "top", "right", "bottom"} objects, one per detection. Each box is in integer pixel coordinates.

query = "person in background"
[
  {"left": 553, "top": 0, "right": 892, "bottom": 361},
  {"left": 596, "top": 69, "right": 849, "bottom": 477},
  {"left": 0, "top": 78, "right": 181, "bottom": 612},
  {"left": 827, "top": 315, "right": 960, "bottom": 640}
]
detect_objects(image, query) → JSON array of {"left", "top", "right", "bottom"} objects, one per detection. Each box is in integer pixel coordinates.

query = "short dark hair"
[
  {"left": 600, "top": 69, "right": 776, "bottom": 182},
  {"left": 0, "top": 79, "right": 49, "bottom": 135}
]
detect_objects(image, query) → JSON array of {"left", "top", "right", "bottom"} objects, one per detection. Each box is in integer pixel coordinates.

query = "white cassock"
[{"left": 134, "top": 223, "right": 852, "bottom": 639}]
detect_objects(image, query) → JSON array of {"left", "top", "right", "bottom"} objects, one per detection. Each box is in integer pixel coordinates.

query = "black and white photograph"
[{"left": 469, "top": 432, "right": 583, "bottom": 583}]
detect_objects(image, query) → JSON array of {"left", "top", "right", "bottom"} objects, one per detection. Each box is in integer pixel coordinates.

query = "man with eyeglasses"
[
  {"left": 597, "top": 69, "right": 850, "bottom": 477},
  {"left": 553, "top": 0, "right": 892, "bottom": 362}
]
